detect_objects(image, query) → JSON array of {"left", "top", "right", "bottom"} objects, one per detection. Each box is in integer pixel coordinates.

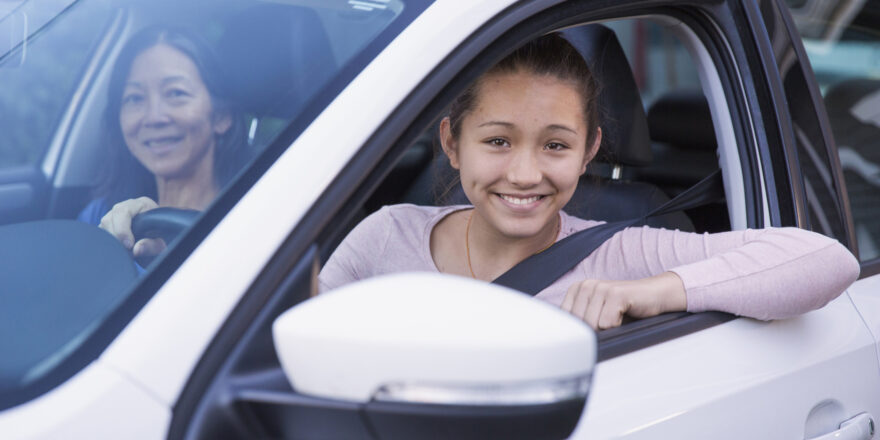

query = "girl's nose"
[{"left": 506, "top": 148, "right": 543, "bottom": 187}]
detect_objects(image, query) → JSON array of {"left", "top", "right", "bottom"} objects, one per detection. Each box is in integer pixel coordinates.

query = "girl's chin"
[{"left": 489, "top": 217, "right": 555, "bottom": 240}]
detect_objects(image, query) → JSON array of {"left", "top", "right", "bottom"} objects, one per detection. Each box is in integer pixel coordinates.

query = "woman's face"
[
  {"left": 119, "top": 44, "right": 230, "bottom": 180},
  {"left": 442, "top": 70, "right": 598, "bottom": 239}
]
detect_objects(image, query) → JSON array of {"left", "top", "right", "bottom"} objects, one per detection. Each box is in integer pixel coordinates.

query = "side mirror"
[{"left": 273, "top": 273, "right": 597, "bottom": 440}]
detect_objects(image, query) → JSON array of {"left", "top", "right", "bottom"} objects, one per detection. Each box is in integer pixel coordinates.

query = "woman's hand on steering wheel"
[{"left": 99, "top": 196, "right": 166, "bottom": 259}]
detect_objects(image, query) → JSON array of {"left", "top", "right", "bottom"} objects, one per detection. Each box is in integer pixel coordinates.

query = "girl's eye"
[
  {"left": 487, "top": 138, "right": 510, "bottom": 147},
  {"left": 545, "top": 142, "right": 568, "bottom": 151}
]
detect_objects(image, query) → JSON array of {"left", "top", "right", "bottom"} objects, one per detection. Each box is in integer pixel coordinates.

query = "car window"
[
  {"left": 789, "top": 1, "right": 880, "bottom": 261},
  {"left": 342, "top": 16, "right": 738, "bottom": 358},
  {"left": 0, "top": 0, "right": 111, "bottom": 170},
  {"left": 0, "top": 0, "right": 430, "bottom": 406}
]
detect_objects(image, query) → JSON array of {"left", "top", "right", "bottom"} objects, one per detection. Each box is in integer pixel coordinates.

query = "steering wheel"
[{"left": 131, "top": 207, "right": 201, "bottom": 245}]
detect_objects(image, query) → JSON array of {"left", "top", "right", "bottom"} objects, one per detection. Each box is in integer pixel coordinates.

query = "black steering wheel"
[{"left": 131, "top": 207, "right": 201, "bottom": 245}]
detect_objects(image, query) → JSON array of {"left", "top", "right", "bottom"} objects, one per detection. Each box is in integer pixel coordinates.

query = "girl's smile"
[{"left": 441, "top": 70, "right": 600, "bottom": 242}]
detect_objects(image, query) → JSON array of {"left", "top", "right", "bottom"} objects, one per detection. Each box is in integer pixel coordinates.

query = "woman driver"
[
  {"left": 321, "top": 33, "right": 858, "bottom": 329},
  {"left": 79, "top": 27, "right": 248, "bottom": 262}
]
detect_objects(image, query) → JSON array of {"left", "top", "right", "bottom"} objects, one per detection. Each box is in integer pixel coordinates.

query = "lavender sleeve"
[
  {"left": 591, "top": 226, "right": 860, "bottom": 320},
  {"left": 318, "top": 207, "right": 393, "bottom": 293}
]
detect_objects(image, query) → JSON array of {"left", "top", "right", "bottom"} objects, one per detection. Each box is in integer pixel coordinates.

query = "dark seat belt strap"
[{"left": 492, "top": 169, "right": 724, "bottom": 295}]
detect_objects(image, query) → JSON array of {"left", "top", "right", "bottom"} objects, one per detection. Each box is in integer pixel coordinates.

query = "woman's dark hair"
[
  {"left": 94, "top": 26, "right": 249, "bottom": 206},
  {"left": 447, "top": 32, "right": 601, "bottom": 149},
  {"left": 436, "top": 32, "right": 601, "bottom": 204}
]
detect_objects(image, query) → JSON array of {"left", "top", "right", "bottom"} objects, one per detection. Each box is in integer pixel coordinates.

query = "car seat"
[{"left": 218, "top": 3, "right": 337, "bottom": 148}]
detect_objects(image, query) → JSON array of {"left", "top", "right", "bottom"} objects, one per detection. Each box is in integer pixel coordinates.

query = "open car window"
[
  {"left": 322, "top": 15, "right": 741, "bottom": 360},
  {"left": 0, "top": 0, "right": 430, "bottom": 406}
]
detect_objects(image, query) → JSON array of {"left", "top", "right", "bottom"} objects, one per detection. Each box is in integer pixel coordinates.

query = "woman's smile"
[{"left": 142, "top": 134, "right": 185, "bottom": 152}]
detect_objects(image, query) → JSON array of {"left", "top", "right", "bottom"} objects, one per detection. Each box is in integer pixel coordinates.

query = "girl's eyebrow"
[
  {"left": 478, "top": 121, "right": 514, "bottom": 128},
  {"left": 546, "top": 124, "right": 578, "bottom": 134},
  {"left": 477, "top": 121, "right": 578, "bottom": 134}
]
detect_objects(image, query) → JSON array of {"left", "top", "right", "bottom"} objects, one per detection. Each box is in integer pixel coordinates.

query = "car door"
[
  {"left": 160, "top": 1, "right": 880, "bottom": 439},
  {"left": 574, "top": 0, "right": 880, "bottom": 438}
]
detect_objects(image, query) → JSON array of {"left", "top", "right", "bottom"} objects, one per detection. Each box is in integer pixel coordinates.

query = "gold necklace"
[{"left": 465, "top": 211, "right": 560, "bottom": 279}]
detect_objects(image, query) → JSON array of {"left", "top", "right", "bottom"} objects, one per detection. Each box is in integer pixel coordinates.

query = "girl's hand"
[
  {"left": 99, "top": 197, "right": 166, "bottom": 259},
  {"left": 561, "top": 272, "right": 687, "bottom": 330}
]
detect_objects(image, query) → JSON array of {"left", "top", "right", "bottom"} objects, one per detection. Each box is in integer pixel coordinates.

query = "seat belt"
[{"left": 492, "top": 169, "right": 725, "bottom": 296}]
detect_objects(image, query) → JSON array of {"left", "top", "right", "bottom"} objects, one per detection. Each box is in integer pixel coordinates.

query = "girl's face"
[
  {"left": 442, "top": 70, "right": 599, "bottom": 239},
  {"left": 119, "top": 44, "right": 230, "bottom": 180}
]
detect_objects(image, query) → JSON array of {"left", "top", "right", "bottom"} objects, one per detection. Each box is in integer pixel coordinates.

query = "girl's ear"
[
  {"left": 439, "top": 117, "right": 460, "bottom": 170},
  {"left": 581, "top": 127, "right": 602, "bottom": 175}
]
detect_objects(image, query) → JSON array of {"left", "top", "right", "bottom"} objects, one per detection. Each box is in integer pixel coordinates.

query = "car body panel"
[
  {"left": 0, "top": 361, "right": 168, "bottom": 438},
  {"left": 576, "top": 293, "right": 880, "bottom": 438},
  {"left": 846, "top": 277, "right": 880, "bottom": 374}
]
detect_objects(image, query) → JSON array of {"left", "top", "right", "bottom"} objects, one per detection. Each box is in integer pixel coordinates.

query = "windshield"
[{"left": 0, "top": 0, "right": 429, "bottom": 407}]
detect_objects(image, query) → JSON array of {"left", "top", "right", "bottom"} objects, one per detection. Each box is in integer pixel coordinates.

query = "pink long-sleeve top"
[{"left": 318, "top": 204, "right": 860, "bottom": 320}]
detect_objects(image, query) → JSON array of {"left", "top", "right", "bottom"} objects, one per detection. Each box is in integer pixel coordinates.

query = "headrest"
[
  {"left": 647, "top": 90, "right": 716, "bottom": 151},
  {"left": 562, "top": 25, "right": 652, "bottom": 167},
  {"left": 218, "top": 4, "right": 337, "bottom": 118}
]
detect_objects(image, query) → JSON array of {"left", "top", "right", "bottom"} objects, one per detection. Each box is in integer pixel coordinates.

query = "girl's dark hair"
[
  {"left": 436, "top": 32, "right": 601, "bottom": 204},
  {"left": 94, "top": 26, "right": 249, "bottom": 206},
  {"left": 447, "top": 32, "right": 601, "bottom": 149}
]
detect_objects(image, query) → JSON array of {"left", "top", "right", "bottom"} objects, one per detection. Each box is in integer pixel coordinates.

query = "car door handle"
[{"left": 807, "top": 413, "right": 874, "bottom": 440}]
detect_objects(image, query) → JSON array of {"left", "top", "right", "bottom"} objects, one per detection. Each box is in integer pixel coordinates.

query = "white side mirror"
[{"left": 272, "top": 273, "right": 596, "bottom": 440}]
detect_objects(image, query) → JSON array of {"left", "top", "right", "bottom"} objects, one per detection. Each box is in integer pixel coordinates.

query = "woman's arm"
[{"left": 564, "top": 226, "right": 860, "bottom": 329}]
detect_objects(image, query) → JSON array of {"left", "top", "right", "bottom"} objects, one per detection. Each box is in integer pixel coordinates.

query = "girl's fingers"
[{"left": 572, "top": 281, "right": 596, "bottom": 323}]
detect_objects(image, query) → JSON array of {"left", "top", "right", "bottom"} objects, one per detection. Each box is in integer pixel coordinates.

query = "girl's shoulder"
[
  {"left": 559, "top": 210, "right": 606, "bottom": 237},
  {"left": 347, "top": 204, "right": 469, "bottom": 244},
  {"left": 368, "top": 203, "right": 471, "bottom": 230}
]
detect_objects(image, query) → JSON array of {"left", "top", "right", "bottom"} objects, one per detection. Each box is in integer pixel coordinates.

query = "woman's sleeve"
[
  {"left": 318, "top": 207, "right": 393, "bottom": 293},
  {"left": 77, "top": 199, "right": 108, "bottom": 225},
  {"left": 594, "top": 226, "right": 860, "bottom": 320}
]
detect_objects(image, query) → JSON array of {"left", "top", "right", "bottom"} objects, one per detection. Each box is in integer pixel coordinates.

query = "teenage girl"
[{"left": 319, "top": 33, "right": 858, "bottom": 330}]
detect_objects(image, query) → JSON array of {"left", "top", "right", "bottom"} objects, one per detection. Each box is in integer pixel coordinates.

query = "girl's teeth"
[{"left": 500, "top": 195, "right": 540, "bottom": 205}]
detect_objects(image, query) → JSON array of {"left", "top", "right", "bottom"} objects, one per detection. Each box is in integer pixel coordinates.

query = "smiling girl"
[{"left": 319, "top": 33, "right": 859, "bottom": 330}]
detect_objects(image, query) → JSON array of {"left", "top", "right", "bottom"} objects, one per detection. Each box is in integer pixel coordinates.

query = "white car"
[{"left": 1, "top": 0, "right": 879, "bottom": 439}]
